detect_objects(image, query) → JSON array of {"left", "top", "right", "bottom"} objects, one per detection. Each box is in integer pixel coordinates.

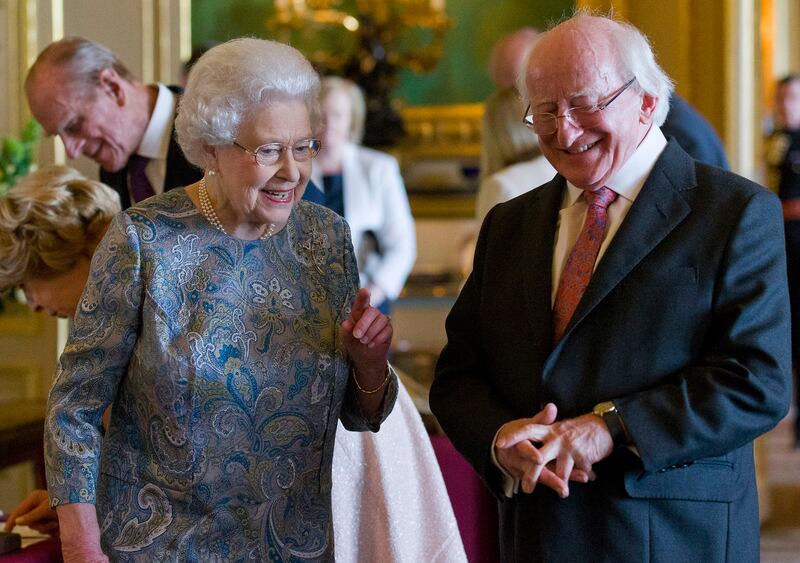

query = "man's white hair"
[{"left": 517, "top": 11, "right": 674, "bottom": 126}]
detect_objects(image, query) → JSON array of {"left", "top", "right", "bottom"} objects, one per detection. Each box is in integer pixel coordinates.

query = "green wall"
[{"left": 191, "top": 0, "right": 573, "bottom": 106}]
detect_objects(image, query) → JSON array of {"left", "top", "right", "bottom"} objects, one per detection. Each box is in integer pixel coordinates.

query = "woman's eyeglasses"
[{"left": 233, "top": 138, "right": 322, "bottom": 166}]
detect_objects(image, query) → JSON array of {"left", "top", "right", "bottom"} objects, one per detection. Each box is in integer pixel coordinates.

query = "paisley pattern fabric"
[{"left": 44, "top": 189, "right": 397, "bottom": 562}]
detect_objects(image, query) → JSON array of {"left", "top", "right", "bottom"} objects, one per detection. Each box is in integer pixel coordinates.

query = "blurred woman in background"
[
  {"left": 313, "top": 76, "right": 416, "bottom": 314},
  {"left": 318, "top": 76, "right": 466, "bottom": 563}
]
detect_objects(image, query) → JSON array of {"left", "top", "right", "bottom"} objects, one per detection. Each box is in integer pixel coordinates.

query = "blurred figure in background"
[
  {"left": 313, "top": 76, "right": 416, "bottom": 314},
  {"left": 475, "top": 28, "right": 556, "bottom": 260},
  {"left": 661, "top": 94, "right": 730, "bottom": 169},
  {"left": 317, "top": 76, "right": 465, "bottom": 563},
  {"left": 25, "top": 37, "right": 202, "bottom": 209},
  {"left": 766, "top": 73, "right": 800, "bottom": 447}
]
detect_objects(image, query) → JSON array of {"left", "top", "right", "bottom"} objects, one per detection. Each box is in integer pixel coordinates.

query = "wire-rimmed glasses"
[
  {"left": 522, "top": 77, "right": 638, "bottom": 136},
  {"left": 233, "top": 138, "right": 322, "bottom": 166}
]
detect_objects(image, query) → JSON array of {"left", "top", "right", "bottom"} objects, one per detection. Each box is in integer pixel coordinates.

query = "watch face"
[{"left": 594, "top": 401, "right": 615, "bottom": 415}]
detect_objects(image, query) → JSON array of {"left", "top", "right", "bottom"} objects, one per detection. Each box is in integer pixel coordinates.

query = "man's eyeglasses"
[
  {"left": 522, "top": 77, "right": 637, "bottom": 136},
  {"left": 233, "top": 138, "right": 322, "bottom": 166}
]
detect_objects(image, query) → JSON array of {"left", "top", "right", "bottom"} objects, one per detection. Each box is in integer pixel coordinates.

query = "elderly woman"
[
  {"left": 312, "top": 77, "right": 416, "bottom": 313},
  {"left": 45, "top": 38, "right": 397, "bottom": 562}
]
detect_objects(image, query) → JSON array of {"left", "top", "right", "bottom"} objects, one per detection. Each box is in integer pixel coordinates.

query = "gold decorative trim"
[
  {"left": 141, "top": 0, "right": 154, "bottom": 83},
  {"left": 50, "top": 0, "right": 63, "bottom": 41},
  {"left": 157, "top": 0, "right": 171, "bottom": 82},
  {"left": 51, "top": 0, "right": 66, "bottom": 165},
  {"left": 179, "top": 0, "right": 192, "bottom": 62},
  {"left": 399, "top": 103, "right": 483, "bottom": 159},
  {"left": 5, "top": 0, "right": 21, "bottom": 136}
]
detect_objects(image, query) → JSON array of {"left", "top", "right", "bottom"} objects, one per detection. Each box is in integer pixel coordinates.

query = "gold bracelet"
[{"left": 352, "top": 365, "right": 390, "bottom": 394}]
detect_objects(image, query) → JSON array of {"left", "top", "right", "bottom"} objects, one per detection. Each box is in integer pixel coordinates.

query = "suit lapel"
[
  {"left": 548, "top": 141, "right": 696, "bottom": 356},
  {"left": 520, "top": 176, "right": 564, "bottom": 344}
]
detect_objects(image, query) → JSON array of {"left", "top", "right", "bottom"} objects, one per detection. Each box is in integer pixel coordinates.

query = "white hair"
[
  {"left": 517, "top": 12, "right": 674, "bottom": 126},
  {"left": 176, "top": 38, "right": 321, "bottom": 168}
]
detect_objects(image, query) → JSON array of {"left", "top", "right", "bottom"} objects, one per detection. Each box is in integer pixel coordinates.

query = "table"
[{"left": 0, "top": 400, "right": 47, "bottom": 489}]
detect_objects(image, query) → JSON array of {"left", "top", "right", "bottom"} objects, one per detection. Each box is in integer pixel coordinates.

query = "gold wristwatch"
[{"left": 592, "top": 401, "right": 627, "bottom": 447}]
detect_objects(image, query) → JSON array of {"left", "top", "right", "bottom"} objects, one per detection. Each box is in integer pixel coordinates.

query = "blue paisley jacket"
[{"left": 44, "top": 189, "right": 397, "bottom": 562}]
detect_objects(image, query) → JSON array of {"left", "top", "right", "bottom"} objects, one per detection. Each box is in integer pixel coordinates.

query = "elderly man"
[
  {"left": 25, "top": 37, "right": 202, "bottom": 209},
  {"left": 431, "top": 13, "right": 790, "bottom": 562}
]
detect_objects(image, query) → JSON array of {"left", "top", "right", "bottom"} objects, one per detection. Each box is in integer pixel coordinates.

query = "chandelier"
[{"left": 267, "top": 0, "right": 452, "bottom": 147}]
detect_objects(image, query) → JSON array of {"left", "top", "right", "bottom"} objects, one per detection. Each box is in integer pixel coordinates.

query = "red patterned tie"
[{"left": 552, "top": 187, "right": 618, "bottom": 343}]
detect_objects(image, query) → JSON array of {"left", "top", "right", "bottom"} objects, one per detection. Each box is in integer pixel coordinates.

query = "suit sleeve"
[
  {"left": 430, "top": 208, "right": 519, "bottom": 496},
  {"left": 616, "top": 189, "right": 792, "bottom": 472}
]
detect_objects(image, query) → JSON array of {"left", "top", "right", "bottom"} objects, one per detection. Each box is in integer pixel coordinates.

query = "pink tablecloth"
[
  {"left": 430, "top": 434, "right": 500, "bottom": 563},
  {"left": 0, "top": 538, "right": 61, "bottom": 563}
]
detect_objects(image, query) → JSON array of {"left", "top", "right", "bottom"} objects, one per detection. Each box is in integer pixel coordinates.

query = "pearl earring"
[{"left": 207, "top": 169, "right": 217, "bottom": 176}]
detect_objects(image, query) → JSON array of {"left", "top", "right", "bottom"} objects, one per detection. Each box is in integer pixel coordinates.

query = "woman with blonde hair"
[
  {"left": 0, "top": 165, "right": 120, "bottom": 318},
  {"left": 0, "top": 165, "right": 119, "bottom": 538}
]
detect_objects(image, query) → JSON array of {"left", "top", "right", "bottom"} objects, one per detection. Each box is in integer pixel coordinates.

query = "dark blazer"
[
  {"left": 100, "top": 85, "right": 201, "bottom": 209},
  {"left": 430, "top": 140, "right": 791, "bottom": 562}
]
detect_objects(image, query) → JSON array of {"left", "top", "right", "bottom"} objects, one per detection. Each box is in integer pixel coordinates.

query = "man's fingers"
[
  {"left": 530, "top": 402, "right": 558, "bottom": 425},
  {"left": 496, "top": 423, "right": 551, "bottom": 448},
  {"left": 538, "top": 467, "right": 570, "bottom": 497},
  {"left": 569, "top": 468, "right": 591, "bottom": 483},
  {"left": 555, "top": 454, "right": 574, "bottom": 497}
]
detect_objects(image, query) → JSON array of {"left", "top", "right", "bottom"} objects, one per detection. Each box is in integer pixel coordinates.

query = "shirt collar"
[
  {"left": 136, "top": 84, "right": 176, "bottom": 160},
  {"left": 564, "top": 125, "right": 668, "bottom": 206}
]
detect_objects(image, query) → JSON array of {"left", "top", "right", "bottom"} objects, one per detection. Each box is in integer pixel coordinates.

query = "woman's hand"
[
  {"left": 341, "top": 287, "right": 392, "bottom": 370},
  {"left": 341, "top": 288, "right": 393, "bottom": 414},
  {"left": 56, "top": 503, "right": 108, "bottom": 563},
  {"left": 4, "top": 490, "right": 59, "bottom": 535}
]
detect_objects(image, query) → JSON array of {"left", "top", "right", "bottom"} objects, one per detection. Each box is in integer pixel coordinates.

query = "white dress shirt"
[
  {"left": 135, "top": 84, "right": 177, "bottom": 195},
  {"left": 494, "top": 125, "right": 669, "bottom": 497}
]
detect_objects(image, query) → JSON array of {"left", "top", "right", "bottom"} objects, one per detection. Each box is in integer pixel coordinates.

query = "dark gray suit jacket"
[{"left": 431, "top": 140, "right": 791, "bottom": 562}]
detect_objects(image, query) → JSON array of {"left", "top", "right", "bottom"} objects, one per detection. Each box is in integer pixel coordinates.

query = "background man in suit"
[
  {"left": 662, "top": 94, "right": 730, "bottom": 169},
  {"left": 24, "top": 37, "right": 202, "bottom": 209},
  {"left": 431, "top": 12, "right": 791, "bottom": 562}
]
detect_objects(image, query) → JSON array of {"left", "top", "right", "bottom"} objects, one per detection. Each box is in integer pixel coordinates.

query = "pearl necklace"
[{"left": 198, "top": 178, "right": 275, "bottom": 240}]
